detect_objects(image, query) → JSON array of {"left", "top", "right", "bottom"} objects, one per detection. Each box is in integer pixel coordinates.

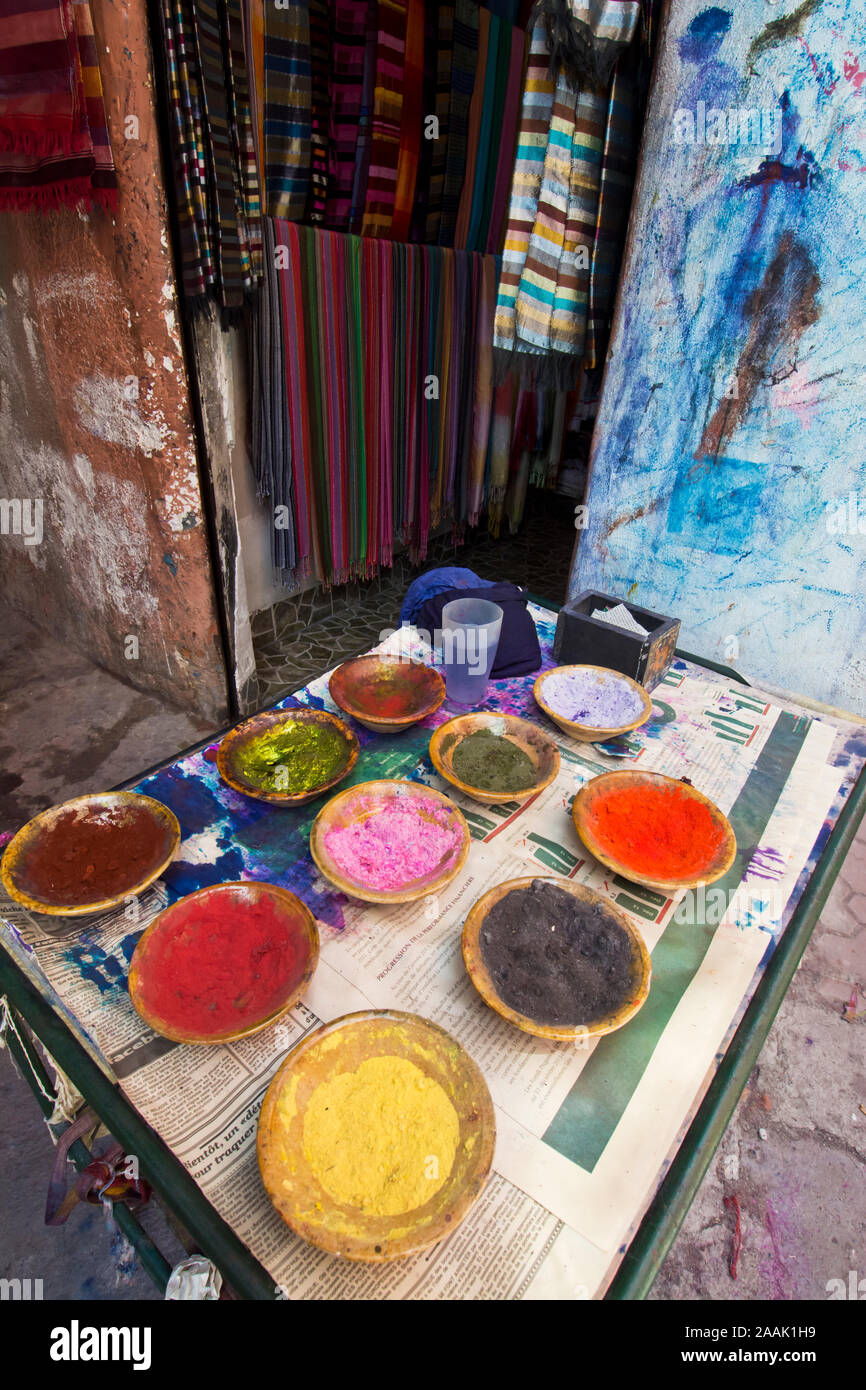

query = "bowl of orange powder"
[{"left": 572, "top": 770, "right": 736, "bottom": 893}]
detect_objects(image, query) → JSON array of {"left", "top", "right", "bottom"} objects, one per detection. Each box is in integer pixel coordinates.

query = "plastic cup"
[{"left": 440, "top": 598, "right": 503, "bottom": 708}]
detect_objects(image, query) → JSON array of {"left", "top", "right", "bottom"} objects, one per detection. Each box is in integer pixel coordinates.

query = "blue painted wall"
[{"left": 572, "top": 0, "right": 866, "bottom": 713}]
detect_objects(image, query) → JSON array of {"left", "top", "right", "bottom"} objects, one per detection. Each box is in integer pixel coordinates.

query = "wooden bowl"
[
  {"left": 128, "top": 882, "right": 319, "bottom": 1045},
  {"left": 572, "top": 770, "right": 737, "bottom": 892},
  {"left": 429, "top": 712, "right": 560, "bottom": 805},
  {"left": 257, "top": 1009, "right": 495, "bottom": 1261},
  {"left": 329, "top": 655, "right": 446, "bottom": 734},
  {"left": 0, "top": 791, "right": 180, "bottom": 917},
  {"left": 533, "top": 664, "right": 652, "bottom": 742},
  {"left": 462, "top": 875, "right": 652, "bottom": 1042},
  {"left": 217, "top": 706, "right": 359, "bottom": 807},
  {"left": 310, "top": 780, "right": 470, "bottom": 904}
]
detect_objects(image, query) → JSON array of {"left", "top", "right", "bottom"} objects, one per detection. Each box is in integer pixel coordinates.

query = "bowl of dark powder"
[
  {"left": 429, "top": 713, "right": 560, "bottom": 805},
  {"left": 462, "top": 877, "right": 651, "bottom": 1041}
]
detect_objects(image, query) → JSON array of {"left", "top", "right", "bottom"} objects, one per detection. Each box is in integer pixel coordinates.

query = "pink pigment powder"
[{"left": 324, "top": 801, "right": 462, "bottom": 891}]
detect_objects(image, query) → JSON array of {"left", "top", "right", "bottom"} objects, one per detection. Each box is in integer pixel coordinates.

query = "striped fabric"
[
  {"left": 158, "top": 0, "right": 260, "bottom": 308},
  {"left": 255, "top": 218, "right": 500, "bottom": 583},
  {"left": 494, "top": 2, "right": 638, "bottom": 383},
  {"left": 537, "top": 0, "right": 641, "bottom": 84},
  {"left": 452, "top": 4, "right": 487, "bottom": 251},
  {"left": 0, "top": 0, "right": 117, "bottom": 211},
  {"left": 263, "top": 1, "right": 311, "bottom": 221},
  {"left": 324, "top": 1, "right": 368, "bottom": 231},
  {"left": 348, "top": 2, "right": 377, "bottom": 232},
  {"left": 304, "top": 0, "right": 330, "bottom": 222},
  {"left": 391, "top": 0, "right": 424, "bottom": 241},
  {"left": 486, "top": 24, "right": 527, "bottom": 253},
  {"left": 424, "top": 2, "right": 453, "bottom": 244},
  {"left": 361, "top": 0, "right": 407, "bottom": 237},
  {"left": 438, "top": 0, "right": 477, "bottom": 247},
  {"left": 584, "top": 0, "right": 653, "bottom": 367}
]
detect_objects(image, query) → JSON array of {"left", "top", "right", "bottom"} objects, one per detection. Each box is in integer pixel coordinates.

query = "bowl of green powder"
[
  {"left": 217, "top": 706, "right": 360, "bottom": 806},
  {"left": 429, "top": 713, "right": 561, "bottom": 805}
]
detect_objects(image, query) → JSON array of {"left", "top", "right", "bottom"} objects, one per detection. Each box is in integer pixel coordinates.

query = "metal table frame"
[{"left": 2, "top": 622, "right": 864, "bottom": 1300}]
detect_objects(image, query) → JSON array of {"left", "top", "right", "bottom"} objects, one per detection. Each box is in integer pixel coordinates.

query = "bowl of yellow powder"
[
  {"left": 217, "top": 706, "right": 359, "bottom": 806},
  {"left": 429, "top": 712, "right": 561, "bottom": 805},
  {"left": 257, "top": 1009, "right": 496, "bottom": 1261}
]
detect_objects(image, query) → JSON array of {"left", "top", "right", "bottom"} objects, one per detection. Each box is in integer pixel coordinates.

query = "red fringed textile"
[{"left": 0, "top": 0, "right": 117, "bottom": 212}]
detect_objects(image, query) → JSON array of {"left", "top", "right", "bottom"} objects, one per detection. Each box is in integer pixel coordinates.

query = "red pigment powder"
[
  {"left": 21, "top": 802, "right": 170, "bottom": 905},
  {"left": 585, "top": 782, "right": 726, "bottom": 880},
  {"left": 133, "top": 891, "right": 307, "bottom": 1035}
]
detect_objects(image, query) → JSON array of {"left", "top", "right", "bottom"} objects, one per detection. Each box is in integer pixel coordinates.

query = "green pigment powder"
[
  {"left": 235, "top": 720, "right": 348, "bottom": 794},
  {"left": 451, "top": 728, "right": 538, "bottom": 793}
]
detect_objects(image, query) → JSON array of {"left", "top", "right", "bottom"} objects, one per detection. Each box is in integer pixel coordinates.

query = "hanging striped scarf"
[
  {"left": 0, "top": 0, "right": 117, "bottom": 212},
  {"left": 361, "top": 0, "right": 408, "bottom": 237},
  {"left": 424, "top": 3, "right": 453, "bottom": 244},
  {"left": 324, "top": 1, "right": 368, "bottom": 231},
  {"left": 391, "top": 0, "right": 425, "bottom": 241},
  {"left": 158, "top": 0, "right": 260, "bottom": 309},
  {"left": 493, "top": 1, "right": 638, "bottom": 384},
  {"left": 438, "top": 0, "right": 478, "bottom": 247},
  {"left": 486, "top": 24, "right": 527, "bottom": 253},
  {"left": 348, "top": 3, "right": 377, "bottom": 232},
  {"left": 263, "top": 1, "right": 311, "bottom": 221},
  {"left": 304, "top": 0, "right": 330, "bottom": 223}
]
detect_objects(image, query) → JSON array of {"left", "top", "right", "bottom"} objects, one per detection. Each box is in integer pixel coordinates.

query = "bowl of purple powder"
[{"left": 533, "top": 664, "right": 652, "bottom": 742}]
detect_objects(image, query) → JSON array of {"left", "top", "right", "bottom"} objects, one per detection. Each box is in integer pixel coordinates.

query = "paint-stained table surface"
[{"left": 1, "top": 605, "right": 864, "bottom": 1299}]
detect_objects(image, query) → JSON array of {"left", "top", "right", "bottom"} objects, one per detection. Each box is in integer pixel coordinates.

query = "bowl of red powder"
[
  {"left": 534, "top": 665, "right": 653, "bottom": 742},
  {"left": 128, "top": 881, "right": 319, "bottom": 1044},
  {"left": 0, "top": 792, "right": 180, "bottom": 916},
  {"left": 217, "top": 706, "right": 359, "bottom": 806},
  {"left": 573, "top": 771, "right": 737, "bottom": 892},
  {"left": 310, "top": 780, "right": 471, "bottom": 904},
  {"left": 329, "top": 656, "right": 446, "bottom": 734}
]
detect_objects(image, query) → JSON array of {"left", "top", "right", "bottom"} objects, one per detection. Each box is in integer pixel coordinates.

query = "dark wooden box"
[{"left": 553, "top": 590, "right": 680, "bottom": 692}]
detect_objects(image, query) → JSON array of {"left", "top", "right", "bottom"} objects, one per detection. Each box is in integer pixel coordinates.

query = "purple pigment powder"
[
  {"left": 323, "top": 801, "right": 463, "bottom": 891},
  {"left": 541, "top": 668, "right": 644, "bottom": 728}
]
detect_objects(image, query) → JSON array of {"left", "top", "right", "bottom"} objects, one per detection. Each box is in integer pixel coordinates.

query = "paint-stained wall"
[
  {"left": 0, "top": 0, "right": 228, "bottom": 724},
  {"left": 573, "top": 1, "right": 866, "bottom": 714}
]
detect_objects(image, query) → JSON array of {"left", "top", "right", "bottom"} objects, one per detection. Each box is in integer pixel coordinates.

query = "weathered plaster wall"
[
  {"left": 0, "top": 0, "right": 228, "bottom": 724},
  {"left": 573, "top": 0, "right": 866, "bottom": 714}
]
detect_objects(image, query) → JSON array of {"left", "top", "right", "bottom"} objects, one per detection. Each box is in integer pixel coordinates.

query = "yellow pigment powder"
[{"left": 302, "top": 1055, "right": 460, "bottom": 1216}]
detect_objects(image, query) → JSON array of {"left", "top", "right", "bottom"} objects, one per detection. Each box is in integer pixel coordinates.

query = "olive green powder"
[
  {"left": 235, "top": 721, "right": 348, "bottom": 794},
  {"left": 451, "top": 728, "right": 537, "bottom": 793}
]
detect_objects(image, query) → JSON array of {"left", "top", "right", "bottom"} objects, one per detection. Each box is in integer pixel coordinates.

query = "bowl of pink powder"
[
  {"left": 534, "top": 665, "right": 653, "bottom": 742},
  {"left": 310, "top": 780, "right": 471, "bottom": 904}
]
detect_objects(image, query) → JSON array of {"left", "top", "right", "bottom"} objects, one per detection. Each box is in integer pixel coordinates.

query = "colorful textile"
[
  {"left": 453, "top": 5, "right": 489, "bottom": 251},
  {"left": 391, "top": 0, "right": 424, "bottom": 241},
  {"left": 438, "top": 0, "right": 478, "bottom": 247},
  {"left": 349, "top": 4, "right": 377, "bottom": 232},
  {"left": 424, "top": 2, "right": 453, "bottom": 244},
  {"left": 257, "top": 218, "right": 500, "bottom": 583},
  {"left": 324, "top": 1, "right": 368, "bottom": 231},
  {"left": 486, "top": 24, "right": 526, "bottom": 253},
  {"left": 493, "top": 3, "right": 639, "bottom": 384},
  {"left": 158, "top": 0, "right": 261, "bottom": 308},
  {"left": 467, "top": 253, "right": 498, "bottom": 524},
  {"left": 535, "top": 0, "right": 641, "bottom": 85},
  {"left": 304, "top": 0, "right": 330, "bottom": 223},
  {"left": 0, "top": 0, "right": 117, "bottom": 212},
  {"left": 263, "top": 1, "right": 311, "bottom": 221},
  {"left": 361, "top": 0, "right": 407, "bottom": 237}
]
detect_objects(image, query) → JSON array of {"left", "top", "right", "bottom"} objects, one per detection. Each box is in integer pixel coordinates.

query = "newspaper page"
[{"left": 0, "top": 619, "right": 860, "bottom": 1298}]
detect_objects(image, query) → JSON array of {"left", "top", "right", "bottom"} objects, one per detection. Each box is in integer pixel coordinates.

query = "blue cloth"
[{"left": 399, "top": 567, "right": 496, "bottom": 624}]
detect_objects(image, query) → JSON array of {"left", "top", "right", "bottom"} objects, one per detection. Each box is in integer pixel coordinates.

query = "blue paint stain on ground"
[{"left": 139, "top": 766, "right": 226, "bottom": 836}]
